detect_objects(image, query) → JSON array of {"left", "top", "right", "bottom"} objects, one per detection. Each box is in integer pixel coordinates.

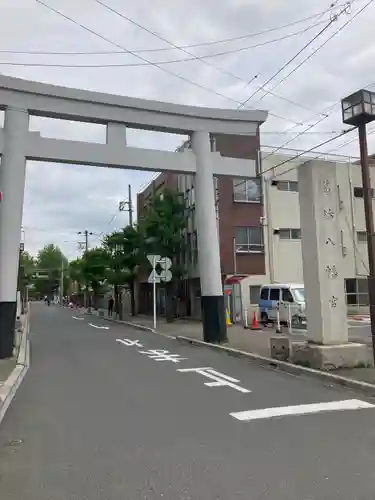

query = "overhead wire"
[
  {"left": 37, "top": 1, "right": 329, "bottom": 126},
  {"left": 35, "top": 0, "right": 305, "bottom": 125},
  {"left": 0, "top": 7, "right": 347, "bottom": 55},
  {"left": 93, "top": 0, "right": 332, "bottom": 118},
  {"left": 238, "top": 1, "right": 353, "bottom": 109},
  {"left": 230, "top": 0, "right": 342, "bottom": 117},
  {"left": 0, "top": 22, "right": 330, "bottom": 69},
  {"left": 259, "top": 127, "right": 357, "bottom": 178},
  {"left": 261, "top": 0, "right": 374, "bottom": 161},
  {"left": 254, "top": 0, "right": 372, "bottom": 105}
]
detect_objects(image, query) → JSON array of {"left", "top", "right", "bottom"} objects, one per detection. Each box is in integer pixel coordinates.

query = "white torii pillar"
[
  {"left": 0, "top": 107, "right": 28, "bottom": 358},
  {"left": 191, "top": 131, "right": 227, "bottom": 343}
]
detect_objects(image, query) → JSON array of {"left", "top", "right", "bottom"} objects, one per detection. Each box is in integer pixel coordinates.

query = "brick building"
[{"left": 137, "top": 131, "right": 264, "bottom": 320}]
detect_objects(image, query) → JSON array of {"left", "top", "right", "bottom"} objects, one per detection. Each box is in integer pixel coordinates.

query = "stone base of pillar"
[
  {"left": 292, "top": 342, "right": 371, "bottom": 370},
  {"left": 201, "top": 295, "right": 227, "bottom": 343},
  {"left": 0, "top": 301, "right": 16, "bottom": 359}
]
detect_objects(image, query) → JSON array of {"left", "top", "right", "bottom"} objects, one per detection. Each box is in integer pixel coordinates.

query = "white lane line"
[
  {"left": 72, "top": 316, "right": 84, "bottom": 321},
  {"left": 230, "top": 399, "right": 375, "bottom": 422},
  {"left": 88, "top": 323, "right": 109, "bottom": 330},
  {"left": 178, "top": 367, "right": 250, "bottom": 393},
  {"left": 116, "top": 339, "right": 143, "bottom": 347}
]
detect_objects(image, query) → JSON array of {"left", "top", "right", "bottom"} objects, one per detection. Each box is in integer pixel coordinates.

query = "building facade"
[
  {"left": 137, "top": 140, "right": 372, "bottom": 319},
  {"left": 249, "top": 153, "right": 371, "bottom": 312},
  {"left": 137, "top": 132, "right": 265, "bottom": 318}
]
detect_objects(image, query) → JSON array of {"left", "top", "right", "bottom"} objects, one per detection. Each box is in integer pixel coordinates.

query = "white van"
[{"left": 259, "top": 283, "right": 306, "bottom": 326}]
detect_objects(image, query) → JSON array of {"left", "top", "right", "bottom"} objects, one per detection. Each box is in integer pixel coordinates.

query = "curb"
[
  {"left": 176, "top": 335, "right": 375, "bottom": 398},
  {"left": 0, "top": 307, "right": 30, "bottom": 425},
  {"left": 84, "top": 310, "right": 176, "bottom": 339}
]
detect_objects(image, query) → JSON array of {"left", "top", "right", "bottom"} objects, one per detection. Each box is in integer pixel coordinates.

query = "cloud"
[{"left": 0, "top": 0, "right": 373, "bottom": 259}]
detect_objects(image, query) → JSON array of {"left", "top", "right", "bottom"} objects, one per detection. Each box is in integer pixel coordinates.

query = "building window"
[
  {"left": 249, "top": 285, "right": 261, "bottom": 304},
  {"left": 345, "top": 278, "right": 369, "bottom": 306},
  {"left": 354, "top": 187, "right": 375, "bottom": 198},
  {"left": 235, "top": 227, "right": 263, "bottom": 253},
  {"left": 233, "top": 178, "right": 261, "bottom": 202},
  {"left": 277, "top": 180, "right": 298, "bottom": 192},
  {"left": 357, "top": 231, "right": 367, "bottom": 242},
  {"left": 279, "top": 228, "right": 301, "bottom": 240}
]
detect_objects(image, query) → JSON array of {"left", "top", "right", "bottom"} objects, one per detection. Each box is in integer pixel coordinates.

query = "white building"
[{"left": 241, "top": 152, "right": 371, "bottom": 311}]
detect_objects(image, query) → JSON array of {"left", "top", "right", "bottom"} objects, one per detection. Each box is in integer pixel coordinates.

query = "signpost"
[{"left": 147, "top": 255, "right": 172, "bottom": 329}]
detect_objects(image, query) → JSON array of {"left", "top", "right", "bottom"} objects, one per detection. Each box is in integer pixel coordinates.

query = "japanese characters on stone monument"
[{"left": 298, "top": 160, "right": 348, "bottom": 344}]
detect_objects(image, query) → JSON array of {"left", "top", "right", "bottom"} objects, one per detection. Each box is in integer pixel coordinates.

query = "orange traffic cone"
[{"left": 251, "top": 311, "right": 261, "bottom": 330}]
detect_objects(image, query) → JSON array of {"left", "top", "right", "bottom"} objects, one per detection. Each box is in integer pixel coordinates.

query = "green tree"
[
  {"left": 18, "top": 250, "right": 36, "bottom": 306},
  {"left": 20, "top": 251, "right": 35, "bottom": 280},
  {"left": 79, "top": 247, "right": 110, "bottom": 308},
  {"left": 34, "top": 244, "right": 68, "bottom": 299},
  {"left": 140, "top": 189, "right": 187, "bottom": 321},
  {"left": 103, "top": 225, "right": 144, "bottom": 317}
]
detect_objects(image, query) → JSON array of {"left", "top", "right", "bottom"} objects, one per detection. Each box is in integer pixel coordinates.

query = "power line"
[
  {"left": 239, "top": 1, "right": 354, "bottom": 109},
  {"left": 232, "top": 1, "right": 342, "bottom": 113},
  {"left": 254, "top": 0, "right": 373, "bottom": 105},
  {"left": 34, "top": 0, "right": 301, "bottom": 126},
  {"left": 0, "top": 7, "right": 345, "bottom": 55},
  {"left": 261, "top": 0, "right": 375, "bottom": 162},
  {"left": 260, "top": 143, "right": 358, "bottom": 159},
  {"left": 0, "top": 23, "right": 328, "bottom": 69},
  {"left": 93, "top": 0, "right": 330, "bottom": 118},
  {"left": 259, "top": 127, "right": 356, "bottom": 178},
  {"left": 262, "top": 130, "right": 340, "bottom": 135}
]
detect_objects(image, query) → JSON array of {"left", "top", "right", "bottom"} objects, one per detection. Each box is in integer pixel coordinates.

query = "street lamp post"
[{"left": 342, "top": 89, "right": 375, "bottom": 361}]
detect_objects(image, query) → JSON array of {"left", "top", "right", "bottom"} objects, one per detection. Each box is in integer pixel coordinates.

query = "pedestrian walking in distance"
[{"left": 108, "top": 295, "right": 114, "bottom": 317}]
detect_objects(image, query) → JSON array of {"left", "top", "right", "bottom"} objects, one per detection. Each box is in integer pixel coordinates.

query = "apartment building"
[
  {"left": 137, "top": 133, "right": 265, "bottom": 318},
  {"left": 137, "top": 137, "right": 372, "bottom": 319},
  {"left": 254, "top": 152, "right": 372, "bottom": 311}
]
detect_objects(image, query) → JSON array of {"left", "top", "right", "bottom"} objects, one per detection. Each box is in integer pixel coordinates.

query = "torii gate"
[{"left": 0, "top": 74, "right": 267, "bottom": 357}]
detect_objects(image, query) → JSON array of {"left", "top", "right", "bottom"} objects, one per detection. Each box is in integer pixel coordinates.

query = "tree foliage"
[
  {"left": 139, "top": 189, "right": 187, "bottom": 320},
  {"left": 103, "top": 224, "right": 144, "bottom": 316},
  {"left": 20, "top": 251, "right": 35, "bottom": 280},
  {"left": 33, "top": 244, "right": 68, "bottom": 298},
  {"left": 140, "top": 189, "right": 187, "bottom": 279},
  {"left": 30, "top": 187, "right": 187, "bottom": 318}
]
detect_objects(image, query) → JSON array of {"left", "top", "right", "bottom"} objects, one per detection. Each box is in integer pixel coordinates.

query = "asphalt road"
[{"left": 1, "top": 304, "right": 375, "bottom": 499}]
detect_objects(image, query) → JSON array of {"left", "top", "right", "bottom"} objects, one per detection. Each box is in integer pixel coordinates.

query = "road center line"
[
  {"left": 230, "top": 399, "right": 375, "bottom": 422},
  {"left": 72, "top": 316, "right": 84, "bottom": 321}
]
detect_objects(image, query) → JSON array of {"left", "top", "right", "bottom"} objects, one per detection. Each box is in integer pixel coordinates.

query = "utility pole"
[
  {"left": 119, "top": 184, "right": 134, "bottom": 226},
  {"left": 118, "top": 185, "right": 134, "bottom": 318},
  {"left": 78, "top": 230, "right": 93, "bottom": 252},
  {"left": 77, "top": 230, "right": 93, "bottom": 309}
]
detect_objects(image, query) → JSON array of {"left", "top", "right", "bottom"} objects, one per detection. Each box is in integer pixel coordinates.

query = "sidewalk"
[
  {"left": 0, "top": 358, "right": 17, "bottom": 387},
  {"left": 94, "top": 311, "right": 307, "bottom": 358}
]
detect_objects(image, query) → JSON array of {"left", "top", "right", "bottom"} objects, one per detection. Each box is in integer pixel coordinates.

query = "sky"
[{"left": 1, "top": 0, "right": 375, "bottom": 260}]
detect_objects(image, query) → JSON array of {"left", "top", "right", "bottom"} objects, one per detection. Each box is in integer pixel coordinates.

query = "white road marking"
[
  {"left": 116, "top": 339, "right": 143, "bottom": 347},
  {"left": 230, "top": 399, "right": 375, "bottom": 422},
  {"left": 88, "top": 323, "right": 109, "bottom": 330},
  {"left": 178, "top": 367, "right": 250, "bottom": 393},
  {"left": 138, "top": 349, "right": 187, "bottom": 363},
  {"left": 72, "top": 316, "right": 84, "bottom": 321}
]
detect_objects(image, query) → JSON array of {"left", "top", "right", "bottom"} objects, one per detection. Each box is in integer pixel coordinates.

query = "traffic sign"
[{"left": 147, "top": 255, "right": 172, "bottom": 283}]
